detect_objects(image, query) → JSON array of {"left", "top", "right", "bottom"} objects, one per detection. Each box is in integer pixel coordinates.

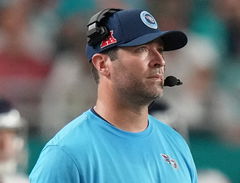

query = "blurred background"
[{"left": 0, "top": 0, "right": 239, "bottom": 182}]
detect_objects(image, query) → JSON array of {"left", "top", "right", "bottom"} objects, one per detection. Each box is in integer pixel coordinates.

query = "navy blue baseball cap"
[{"left": 86, "top": 9, "right": 187, "bottom": 61}]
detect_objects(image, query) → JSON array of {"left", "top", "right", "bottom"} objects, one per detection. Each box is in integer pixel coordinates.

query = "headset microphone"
[{"left": 164, "top": 76, "right": 183, "bottom": 87}]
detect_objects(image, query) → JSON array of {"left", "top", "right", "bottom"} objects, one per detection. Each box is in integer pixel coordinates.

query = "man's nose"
[{"left": 148, "top": 49, "right": 165, "bottom": 68}]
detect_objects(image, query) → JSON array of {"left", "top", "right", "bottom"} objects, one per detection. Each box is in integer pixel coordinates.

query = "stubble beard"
[{"left": 116, "top": 78, "right": 163, "bottom": 107}]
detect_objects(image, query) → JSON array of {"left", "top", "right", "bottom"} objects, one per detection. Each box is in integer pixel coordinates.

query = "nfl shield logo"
[{"left": 100, "top": 30, "right": 117, "bottom": 48}]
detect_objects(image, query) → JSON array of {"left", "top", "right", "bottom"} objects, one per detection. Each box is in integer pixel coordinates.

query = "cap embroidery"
[
  {"left": 140, "top": 11, "right": 158, "bottom": 29},
  {"left": 100, "top": 30, "right": 117, "bottom": 48}
]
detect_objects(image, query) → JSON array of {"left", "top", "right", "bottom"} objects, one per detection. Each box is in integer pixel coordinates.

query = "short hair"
[{"left": 90, "top": 47, "right": 119, "bottom": 84}]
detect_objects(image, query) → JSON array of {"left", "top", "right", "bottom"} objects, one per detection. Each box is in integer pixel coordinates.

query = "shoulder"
[
  {"left": 149, "top": 115, "right": 189, "bottom": 149},
  {"left": 149, "top": 115, "right": 180, "bottom": 136},
  {"left": 55, "top": 109, "right": 95, "bottom": 136},
  {"left": 29, "top": 145, "right": 80, "bottom": 182},
  {"left": 40, "top": 110, "right": 97, "bottom": 156},
  {"left": 30, "top": 110, "right": 95, "bottom": 182}
]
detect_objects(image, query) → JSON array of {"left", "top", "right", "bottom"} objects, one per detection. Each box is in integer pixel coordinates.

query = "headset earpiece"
[{"left": 87, "top": 8, "right": 122, "bottom": 46}]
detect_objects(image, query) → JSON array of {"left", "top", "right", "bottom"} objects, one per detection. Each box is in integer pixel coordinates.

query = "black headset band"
[{"left": 87, "top": 8, "right": 122, "bottom": 46}]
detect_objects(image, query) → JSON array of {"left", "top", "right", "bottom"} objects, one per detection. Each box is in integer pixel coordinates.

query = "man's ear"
[{"left": 91, "top": 53, "right": 110, "bottom": 77}]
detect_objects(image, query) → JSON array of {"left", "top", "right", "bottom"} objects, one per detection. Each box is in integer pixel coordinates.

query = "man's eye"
[
  {"left": 135, "top": 46, "right": 149, "bottom": 53},
  {"left": 157, "top": 47, "right": 164, "bottom": 54}
]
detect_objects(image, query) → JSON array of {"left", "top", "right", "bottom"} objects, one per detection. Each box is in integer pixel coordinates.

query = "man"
[
  {"left": 0, "top": 98, "right": 29, "bottom": 183},
  {"left": 30, "top": 8, "right": 198, "bottom": 182}
]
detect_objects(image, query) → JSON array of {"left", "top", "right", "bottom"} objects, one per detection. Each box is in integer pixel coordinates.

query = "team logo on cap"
[
  {"left": 140, "top": 11, "right": 158, "bottom": 29},
  {"left": 100, "top": 30, "right": 117, "bottom": 48}
]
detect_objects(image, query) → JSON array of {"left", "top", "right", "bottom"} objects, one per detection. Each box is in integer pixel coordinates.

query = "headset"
[{"left": 87, "top": 8, "right": 122, "bottom": 46}]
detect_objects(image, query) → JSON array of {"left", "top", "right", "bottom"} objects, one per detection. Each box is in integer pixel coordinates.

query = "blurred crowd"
[{"left": 0, "top": 0, "right": 240, "bottom": 182}]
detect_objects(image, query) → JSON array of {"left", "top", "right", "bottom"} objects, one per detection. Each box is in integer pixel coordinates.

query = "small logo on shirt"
[{"left": 161, "top": 154, "right": 178, "bottom": 169}]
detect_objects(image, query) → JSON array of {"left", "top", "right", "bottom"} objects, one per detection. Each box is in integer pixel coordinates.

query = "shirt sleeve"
[
  {"left": 181, "top": 138, "right": 199, "bottom": 183},
  {"left": 29, "top": 145, "right": 80, "bottom": 183}
]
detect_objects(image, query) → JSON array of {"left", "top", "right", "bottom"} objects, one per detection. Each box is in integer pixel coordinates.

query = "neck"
[{"left": 94, "top": 84, "right": 150, "bottom": 132}]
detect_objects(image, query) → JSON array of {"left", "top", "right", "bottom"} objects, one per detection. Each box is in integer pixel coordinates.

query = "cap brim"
[{"left": 118, "top": 30, "right": 187, "bottom": 51}]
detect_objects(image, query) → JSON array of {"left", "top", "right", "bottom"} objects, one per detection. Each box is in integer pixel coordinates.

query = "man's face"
[{"left": 109, "top": 40, "right": 166, "bottom": 105}]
